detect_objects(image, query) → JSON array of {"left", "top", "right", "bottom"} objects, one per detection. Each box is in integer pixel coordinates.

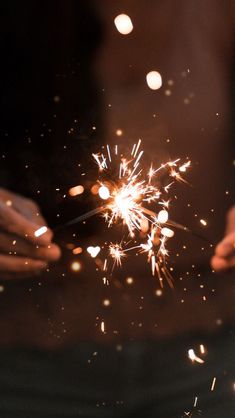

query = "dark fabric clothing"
[{"left": 0, "top": 327, "right": 234, "bottom": 418}]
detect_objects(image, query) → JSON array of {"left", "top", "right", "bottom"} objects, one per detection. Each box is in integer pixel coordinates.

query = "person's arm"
[
  {"left": 211, "top": 206, "right": 235, "bottom": 272},
  {"left": 0, "top": 188, "right": 60, "bottom": 280}
]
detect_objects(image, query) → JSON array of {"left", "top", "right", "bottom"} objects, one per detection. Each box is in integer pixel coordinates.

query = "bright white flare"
[
  {"left": 87, "top": 246, "right": 101, "bottom": 258},
  {"left": 146, "top": 71, "right": 162, "bottom": 90},
  {"left": 92, "top": 143, "right": 190, "bottom": 283},
  {"left": 114, "top": 14, "right": 133, "bottom": 35},
  {"left": 34, "top": 226, "right": 48, "bottom": 238},
  {"left": 188, "top": 349, "right": 204, "bottom": 364},
  {"left": 161, "top": 227, "right": 174, "bottom": 238},
  {"left": 109, "top": 243, "right": 126, "bottom": 267},
  {"left": 157, "top": 209, "right": 169, "bottom": 224},
  {"left": 98, "top": 186, "right": 110, "bottom": 200}
]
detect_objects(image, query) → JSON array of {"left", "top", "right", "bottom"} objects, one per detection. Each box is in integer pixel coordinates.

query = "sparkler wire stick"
[
  {"left": 54, "top": 203, "right": 209, "bottom": 242},
  {"left": 54, "top": 206, "right": 106, "bottom": 232}
]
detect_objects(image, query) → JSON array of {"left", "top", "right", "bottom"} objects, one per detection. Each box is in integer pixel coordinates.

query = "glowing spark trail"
[
  {"left": 88, "top": 142, "right": 190, "bottom": 283},
  {"left": 50, "top": 142, "right": 192, "bottom": 285}
]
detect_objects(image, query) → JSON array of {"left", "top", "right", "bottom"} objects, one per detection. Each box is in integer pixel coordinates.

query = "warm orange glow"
[
  {"left": 69, "top": 185, "right": 84, "bottom": 197},
  {"left": 72, "top": 247, "right": 83, "bottom": 255},
  {"left": 71, "top": 261, "right": 82, "bottom": 272}
]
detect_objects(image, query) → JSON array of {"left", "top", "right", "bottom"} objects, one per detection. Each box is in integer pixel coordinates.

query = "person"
[{"left": 0, "top": 1, "right": 235, "bottom": 417}]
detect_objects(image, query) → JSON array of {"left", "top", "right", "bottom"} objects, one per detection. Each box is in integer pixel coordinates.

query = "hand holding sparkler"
[
  {"left": 0, "top": 188, "right": 61, "bottom": 279},
  {"left": 211, "top": 205, "right": 235, "bottom": 272}
]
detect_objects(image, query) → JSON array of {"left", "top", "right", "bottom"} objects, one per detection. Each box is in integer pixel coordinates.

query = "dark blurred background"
[{"left": 0, "top": 1, "right": 234, "bottom": 417}]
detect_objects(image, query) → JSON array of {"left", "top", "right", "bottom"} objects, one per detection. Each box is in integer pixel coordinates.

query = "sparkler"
[
  {"left": 35, "top": 140, "right": 195, "bottom": 284},
  {"left": 90, "top": 140, "right": 192, "bottom": 283}
]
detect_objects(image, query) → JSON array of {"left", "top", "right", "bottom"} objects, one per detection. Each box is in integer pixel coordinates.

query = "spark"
[
  {"left": 56, "top": 143, "right": 190, "bottom": 285},
  {"left": 72, "top": 247, "right": 83, "bottom": 255},
  {"left": 114, "top": 14, "right": 133, "bottom": 35},
  {"left": 98, "top": 185, "right": 110, "bottom": 200},
  {"left": 188, "top": 349, "right": 205, "bottom": 364},
  {"left": 71, "top": 261, "right": 82, "bottom": 272},
  {"left": 199, "top": 344, "right": 205, "bottom": 354},
  {"left": 87, "top": 246, "right": 101, "bottom": 258},
  {"left": 90, "top": 144, "right": 190, "bottom": 283},
  {"left": 146, "top": 71, "right": 162, "bottom": 90},
  {"left": 69, "top": 185, "right": 84, "bottom": 196},
  {"left": 109, "top": 243, "right": 126, "bottom": 267},
  {"left": 211, "top": 377, "right": 216, "bottom": 391},
  {"left": 157, "top": 209, "right": 169, "bottom": 224},
  {"left": 34, "top": 226, "right": 48, "bottom": 237},
  {"left": 116, "top": 129, "right": 123, "bottom": 136},
  {"left": 161, "top": 227, "right": 174, "bottom": 238},
  {"left": 101, "top": 321, "right": 105, "bottom": 333},
  {"left": 200, "top": 219, "right": 207, "bottom": 226},
  {"left": 103, "top": 259, "right": 108, "bottom": 271},
  {"left": 179, "top": 161, "right": 191, "bottom": 172}
]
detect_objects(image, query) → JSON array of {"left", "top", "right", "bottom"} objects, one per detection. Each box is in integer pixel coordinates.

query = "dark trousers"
[{"left": 0, "top": 327, "right": 234, "bottom": 418}]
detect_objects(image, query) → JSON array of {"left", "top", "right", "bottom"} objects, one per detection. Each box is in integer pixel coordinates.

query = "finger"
[
  {"left": 211, "top": 255, "right": 235, "bottom": 272},
  {"left": 226, "top": 206, "right": 235, "bottom": 234},
  {"left": 0, "top": 255, "right": 47, "bottom": 273},
  {"left": 0, "top": 201, "right": 53, "bottom": 246},
  {"left": 0, "top": 189, "right": 52, "bottom": 243},
  {"left": 0, "top": 232, "right": 61, "bottom": 262},
  {"left": 26, "top": 243, "right": 61, "bottom": 262},
  {"left": 0, "top": 189, "right": 48, "bottom": 228},
  {"left": 215, "top": 231, "right": 235, "bottom": 258},
  {"left": 13, "top": 197, "right": 46, "bottom": 226}
]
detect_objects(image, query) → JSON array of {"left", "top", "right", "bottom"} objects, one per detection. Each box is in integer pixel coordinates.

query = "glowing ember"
[
  {"left": 200, "top": 344, "right": 205, "bottom": 354},
  {"left": 146, "top": 71, "right": 162, "bottom": 90},
  {"left": 34, "top": 226, "right": 48, "bottom": 237},
  {"left": 109, "top": 243, "right": 126, "bottom": 267},
  {"left": 116, "top": 129, "right": 123, "bottom": 136},
  {"left": 98, "top": 185, "right": 110, "bottom": 200},
  {"left": 69, "top": 185, "right": 84, "bottom": 196},
  {"left": 72, "top": 247, "right": 83, "bottom": 255},
  {"left": 161, "top": 227, "right": 174, "bottom": 238},
  {"left": 101, "top": 321, "right": 105, "bottom": 333},
  {"left": 71, "top": 261, "right": 81, "bottom": 272},
  {"left": 157, "top": 209, "right": 169, "bottom": 224},
  {"left": 87, "top": 246, "right": 101, "bottom": 258},
  {"left": 188, "top": 349, "right": 204, "bottom": 364},
  {"left": 211, "top": 377, "right": 217, "bottom": 391},
  {"left": 114, "top": 14, "right": 133, "bottom": 35},
  {"left": 200, "top": 219, "right": 207, "bottom": 226},
  {"left": 103, "top": 299, "right": 111, "bottom": 307}
]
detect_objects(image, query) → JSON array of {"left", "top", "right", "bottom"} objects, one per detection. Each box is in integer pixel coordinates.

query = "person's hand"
[
  {"left": 0, "top": 188, "right": 61, "bottom": 279},
  {"left": 211, "top": 206, "right": 235, "bottom": 272}
]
